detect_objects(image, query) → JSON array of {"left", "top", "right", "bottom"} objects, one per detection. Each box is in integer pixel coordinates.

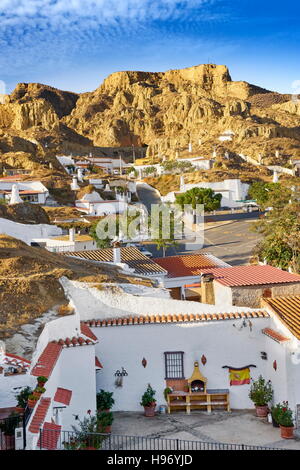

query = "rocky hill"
[{"left": 0, "top": 64, "right": 299, "bottom": 172}]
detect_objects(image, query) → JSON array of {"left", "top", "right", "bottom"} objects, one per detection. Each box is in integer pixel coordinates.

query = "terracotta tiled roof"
[
  {"left": 54, "top": 336, "right": 95, "bottom": 347},
  {"left": 62, "top": 247, "right": 167, "bottom": 276},
  {"left": 95, "top": 356, "right": 103, "bottom": 368},
  {"left": 28, "top": 397, "right": 51, "bottom": 433},
  {"left": 263, "top": 295, "right": 300, "bottom": 340},
  {"left": 81, "top": 322, "right": 98, "bottom": 341},
  {"left": 153, "top": 253, "right": 230, "bottom": 278},
  {"left": 85, "top": 310, "right": 269, "bottom": 328},
  {"left": 31, "top": 343, "right": 62, "bottom": 378},
  {"left": 2, "top": 353, "right": 30, "bottom": 368},
  {"left": 262, "top": 327, "right": 290, "bottom": 343},
  {"left": 37, "top": 422, "right": 61, "bottom": 450},
  {"left": 199, "top": 265, "right": 300, "bottom": 287},
  {"left": 54, "top": 388, "right": 72, "bottom": 406}
]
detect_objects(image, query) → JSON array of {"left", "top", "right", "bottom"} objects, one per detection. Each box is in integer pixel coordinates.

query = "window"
[
  {"left": 263, "top": 288, "right": 272, "bottom": 298},
  {"left": 164, "top": 351, "right": 184, "bottom": 379}
]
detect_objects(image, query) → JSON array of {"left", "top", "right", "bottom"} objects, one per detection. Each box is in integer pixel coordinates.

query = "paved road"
[
  {"left": 146, "top": 216, "right": 261, "bottom": 264},
  {"left": 136, "top": 183, "right": 261, "bottom": 264},
  {"left": 136, "top": 183, "right": 161, "bottom": 213}
]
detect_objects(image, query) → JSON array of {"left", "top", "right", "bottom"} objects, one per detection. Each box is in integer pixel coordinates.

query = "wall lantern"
[
  {"left": 142, "top": 358, "right": 147, "bottom": 368},
  {"left": 114, "top": 367, "right": 128, "bottom": 377},
  {"left": 201, "top": 355, "right": 207, "bottom": 366},
  {"left": 273, "top": 360, "right": 277, "bottom": 371},
  {"left": 260, "top": 352, "right": 268, "bottom": 360}
]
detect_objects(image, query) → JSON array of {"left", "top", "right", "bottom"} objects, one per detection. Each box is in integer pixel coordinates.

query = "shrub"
[
  {"left": 271, "top": 403, "right": 283, "bottom": 424},
  {"left": 97, "top": 411, "right": 114, "bottom": 431},
  {"left": 15, "top": 386, "right": 33, "bottom": 408},
  {"left": 277, "top": 401, "right": 294, "bottom": 427},
  {"left": 163, "top": 387, "right": 173, "bottom": 402},
  {"left": 140, "top": 384, "right": 156, "bottom": 407},
  {"left": 249, "top": 375, "right": 273, "bottom": 406},
  {"left": 96, "top": 390, "right": 115, "bottom": 411}
]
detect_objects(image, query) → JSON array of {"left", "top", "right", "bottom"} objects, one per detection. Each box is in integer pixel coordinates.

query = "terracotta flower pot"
[
  {"left": 33, "top": 391, "right": 41, "bottom": 399},
  {"left": 255, "top": 405, "right": 268, "bottom": 417},
  {"left": 28, "top": 399, "right": 37, "bottom": 409},
  {"left": 280, "top": 425, "right": 294, "bottom": 439},
  {"left": 144, "top": 402, "right": 156, "bottom": 417},
  {"left": 14, "top": 407, "right": 24, "bottom": 414}
]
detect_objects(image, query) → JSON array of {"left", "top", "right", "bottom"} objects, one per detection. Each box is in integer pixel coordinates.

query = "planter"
[
  {"left": 27, "top": 399, "right": 37, "bottom": 409},
  {"left": 272, "top": 416, "right": 280, "bottom": 428},
  {"left": 33, "top": 391, "right": 41, "bottom": 399},
  {"left": 4, "top": 435, "right": 15, "bottom": 450},
  {"left": 144, "top": 402, "right": 156, "bottom": 417},
  {"left": 14, "top": 407, "right": 24, "bottom": 414},
  {"left": 280, "top": 425, "right": 294, "bottom": 439},
  {"left": 255, "top": 405, "right": 268, "bottom": 418}
]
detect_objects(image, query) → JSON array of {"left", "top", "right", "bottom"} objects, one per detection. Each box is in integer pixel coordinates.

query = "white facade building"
[
  {"left": 162, "top": 179, "right": 249, "bottom": 209},
  {"left": 0, "top": 180, "right": 49, "bottom": 205}
]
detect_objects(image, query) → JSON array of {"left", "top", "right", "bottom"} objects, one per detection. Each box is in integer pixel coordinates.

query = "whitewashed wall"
[
  {"left": 0, "top": 218, "right": 62, "bottom": 245},
  {"left": 27, "top": 344, "right": 97, "bottom": 449},
  {"left": 94, "top": 318, "right": 274, "bottom": 411},
  {"left": 0, "top": 373, "right": 34, "bottom": 408}
]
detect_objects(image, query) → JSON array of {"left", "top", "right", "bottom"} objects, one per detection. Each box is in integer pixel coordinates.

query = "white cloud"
[{"left": 0, "top": 0, "right": 211, "bottom": 27}]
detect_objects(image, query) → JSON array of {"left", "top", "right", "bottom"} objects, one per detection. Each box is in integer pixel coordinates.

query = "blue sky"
[{"left": 0, "top": 0, "right": 299, "bottom": 95}]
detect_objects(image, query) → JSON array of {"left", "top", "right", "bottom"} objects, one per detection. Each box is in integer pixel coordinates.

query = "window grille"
[{"left": 164, "top": 351, "right": 184, "bottom": 379}]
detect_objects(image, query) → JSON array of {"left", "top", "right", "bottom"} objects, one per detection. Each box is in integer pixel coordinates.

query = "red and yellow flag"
[{"left": 229, "top": 367, "right": 250, "bottom": 386}]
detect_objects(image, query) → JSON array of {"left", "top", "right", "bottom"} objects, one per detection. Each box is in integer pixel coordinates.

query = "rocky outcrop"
[{"left": 0, "top": 64, "right": 299, "bottom": 169}]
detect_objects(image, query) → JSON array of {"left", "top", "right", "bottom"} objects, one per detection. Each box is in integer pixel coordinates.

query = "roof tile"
[
  {"left": 200, "top": 265, "right": 300, "bottom": 287},
  {"left": 154, "top": 253, "right": 230, "bottom": 278},
  {"left": 54, "top": 388, "right": 72, "bottom": 406},
  {"left": 29, "top": 398, "right": 51, "bottom": 433},
  {"left": 263, "top": 295, "right": 300, "bottom": 340},
  {"left": 37, "top": 422, "right": 61, "bottom": 450}
]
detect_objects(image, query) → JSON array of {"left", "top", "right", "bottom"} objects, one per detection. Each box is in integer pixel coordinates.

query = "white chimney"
[
  {"left": 70, "top": 176, "right": 80, "bottom": 191},
  {"left": 188, "top": 142, "right": 192, "bottom": 153},
  {"left": 113, "top": 245, "right": 121, "bottom": 264},
  {"left": 275, "top": 150, "right": 280, "bottom": 159},
  {"left": 69, "top": 228, "right": 75, "bottom": 242},
  {"left": 180, "top": 175, "right": 185, "bottom": 192},
  {"left": 9, "top": 184, "right": 23, "bottom": 205},
  {"left": 77, "top": 168, "right": 83, "bottom": 182},
  {"left": 273, "top": 170, "right": 279, "bottom": 183}
]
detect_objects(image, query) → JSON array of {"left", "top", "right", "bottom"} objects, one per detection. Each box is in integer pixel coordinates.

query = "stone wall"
[{"left": 231, "top": 283, "right": 300, "bottom": 308}]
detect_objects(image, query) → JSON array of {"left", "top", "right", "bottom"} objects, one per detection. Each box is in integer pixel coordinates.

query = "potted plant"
[
  {"left": 0, "top": 412, "right": 20, "bottom": 449},
  {"left": 27, "top": 394, "right": 39, "bottom": 409},
  {"left": 15, "top": 386, "right": 33, "bottom": 412},
  {"left": 96, "top": 389, "right": 115, "bottom": 412},
  {"left": 271, "top": 403, "right": 282, "bottom": 428},
  {"left": 71, "top": 414, "right": 107, "bottom": 449},
  {"left": 140, "top": 384, "right": 156, "bottom": 417},
  {"left": 97, "top": 411, "right": 114, "bottom": 433},
  {"left": 249, "top": 375, "right": 273, "bottom": 417},
  {"left": 277, "top": 401, "right": 294, "bottom": 439},
  {"left": 163, "top": 387, "right": 172, "bottom": 402},
  {"left": 33, "top": 386, "right": 46, "bottom": 399},
  {"left": 37, "top": 376, "right": 48, "bottom": 388}
]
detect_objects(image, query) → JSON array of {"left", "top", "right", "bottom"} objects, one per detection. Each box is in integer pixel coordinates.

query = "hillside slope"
[{"left": 0, "top": 64, "right": 299, "bottom": 172}]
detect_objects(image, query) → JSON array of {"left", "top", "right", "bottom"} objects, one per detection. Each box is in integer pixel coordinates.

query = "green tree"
[
  {"left": 248, "top": 182, "right": 291, "bottom": 209},
  {"left": 89, "top": 210, "right": 142, "bottom": 248},
  {"left": 252, "top": 198, "right": 300, "bottom": 272},
  {"left": 176, "top": 187, "right": 222, "bottom": 223},
  {"left": 152, "top": 209, "right": 178, "bottom": 257}
]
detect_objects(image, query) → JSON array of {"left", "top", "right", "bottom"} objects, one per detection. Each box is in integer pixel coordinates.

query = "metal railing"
[{"left": 38, "top": 430, "right": 284, "bottom": 451}]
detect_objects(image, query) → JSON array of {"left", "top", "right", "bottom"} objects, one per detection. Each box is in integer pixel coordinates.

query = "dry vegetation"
[{"left": 0, "top": 235, "right": 144, "bottom": 339}]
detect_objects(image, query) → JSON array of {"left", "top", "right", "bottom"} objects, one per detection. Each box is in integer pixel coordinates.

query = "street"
[{"left": 136, "top": 182, "right": 261, "bottom": 264}]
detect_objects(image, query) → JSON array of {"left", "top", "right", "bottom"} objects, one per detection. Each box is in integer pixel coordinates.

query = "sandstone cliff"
[{"left": 0, "top": 64, "right": 299, "bottom": 173}]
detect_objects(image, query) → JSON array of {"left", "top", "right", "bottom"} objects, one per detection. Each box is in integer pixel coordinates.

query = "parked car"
[{"left": 139, "top": 247, "right": 153, "bottom": 258}]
